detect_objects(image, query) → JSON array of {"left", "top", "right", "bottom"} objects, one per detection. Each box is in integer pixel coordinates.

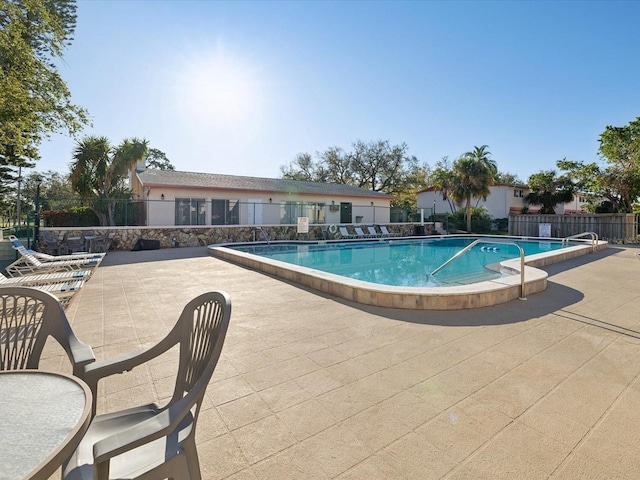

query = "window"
[
  {"left": 281, "top": 201, "right": 304, "bottom": 224},
  {"left": 308, "top": 203, "right": 326, "bottom": 224},
  {"left": 513, "top": 189, "right": 523, "bottom": 198},
  {"left": 279, "top": 202, "right": 326, "bottom": 224},
  {"left": 175, "top": 198, "right": 206, "bottom": 225},
  {"left": 211, "top": 199, "right": 239, "bottom": 225}
]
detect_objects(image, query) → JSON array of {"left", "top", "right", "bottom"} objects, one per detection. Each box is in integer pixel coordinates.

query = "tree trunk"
[
  {"left": 465, "top": 197, "right": 472, "bottom": 232},
  {"left": 107, "top": 202, "right": 116, "bottom": 226}
]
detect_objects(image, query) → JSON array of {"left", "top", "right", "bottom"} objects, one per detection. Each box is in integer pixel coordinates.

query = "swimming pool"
[
  {"left": 230, "top": 237, "right": 567, "bottom": 287},
  {"left": 208, "top": 235, "right": 605, "bottom": 310}
]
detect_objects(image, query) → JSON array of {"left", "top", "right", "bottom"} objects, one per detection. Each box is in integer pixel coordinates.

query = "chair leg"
[
  {"left": 135, "top": 453, "right": 191, "bottom": 480},
  {"left": 95, "top": 460, "right": 110, "bottom": 480},
  {"left": 184, "top": 436, "right": 202, "bottom": 480}
]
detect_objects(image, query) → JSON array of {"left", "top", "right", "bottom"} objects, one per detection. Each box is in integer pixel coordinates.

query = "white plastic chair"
[
  {"left": 0, "top": 287, "right": 95, "bottom": 376},
  {"left": 63, "top": 291, "right": 232, "bottom": 480}
]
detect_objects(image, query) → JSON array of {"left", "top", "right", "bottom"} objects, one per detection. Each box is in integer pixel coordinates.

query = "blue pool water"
[{"left": 230, "top": 237, "right": 568, "bottom": 287}]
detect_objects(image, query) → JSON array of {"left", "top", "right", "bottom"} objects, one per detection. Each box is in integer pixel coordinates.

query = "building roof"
[{"left": 138, "top": 169, "right": 394, "bottom": 199}]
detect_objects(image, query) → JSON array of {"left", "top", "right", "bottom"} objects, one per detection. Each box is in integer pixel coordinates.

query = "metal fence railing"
[{"left": 29, "top": 197, "right": 433, "bottom": 228}]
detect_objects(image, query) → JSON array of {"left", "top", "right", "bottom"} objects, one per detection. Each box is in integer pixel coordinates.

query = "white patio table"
[{"left": 0, "top": 370, "right": 92, "bottom": 480}]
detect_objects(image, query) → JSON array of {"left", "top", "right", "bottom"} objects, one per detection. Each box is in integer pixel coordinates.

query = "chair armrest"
[
  {"left": 83, "top": 336, "right": 176, "bottom": 414},
  {"left": 69, "top": 338, "right": 95, "bottom": 377},
  {"left": 84, "top": 341, "right": 166, "bottom": 381}
]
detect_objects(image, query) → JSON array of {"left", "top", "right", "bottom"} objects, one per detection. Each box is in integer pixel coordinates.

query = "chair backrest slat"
[
  {"left": 0, "top": 287, "right": 93, "bottom": 374},
  {"left": 173, "top": 292, "right": 231, "bottom": 405},
  {"left": 0, "top": 292, "right": 49, "bottom": 370}
]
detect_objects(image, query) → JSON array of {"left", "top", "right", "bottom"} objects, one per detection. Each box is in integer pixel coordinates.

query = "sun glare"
[{"left": 175, "top": 46, "right": 265, "bottom": 130}]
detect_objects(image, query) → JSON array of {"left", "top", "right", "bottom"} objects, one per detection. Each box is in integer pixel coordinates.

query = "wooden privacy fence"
[{"left": 508, "top": 214, "right": 638, "bottom": 242}]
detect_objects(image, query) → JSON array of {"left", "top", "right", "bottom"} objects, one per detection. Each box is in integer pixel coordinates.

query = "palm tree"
[
  {"left": 451, "top": 145, "right": 497, "bottom": 232},
  {"left": 70, "top": 136, "right": 148, "bottom": 226},
  {"left": 429, "top": 157, "right": 458, "bottom": 214}
]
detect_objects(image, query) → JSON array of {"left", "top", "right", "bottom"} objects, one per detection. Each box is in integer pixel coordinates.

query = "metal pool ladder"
[
  {"left": 430, "top": 239, "right": 527, "bottom": 300},
  {"left": 562, "top": 232, "right": 598, "bottom": 253},
  {"left": 253, "top": 227, "right": 271, "bottom": 245}
]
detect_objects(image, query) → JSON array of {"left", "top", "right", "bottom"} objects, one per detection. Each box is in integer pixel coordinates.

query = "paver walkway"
[{"left": 43, "top": 244, "right": 640, "bottom": 479}]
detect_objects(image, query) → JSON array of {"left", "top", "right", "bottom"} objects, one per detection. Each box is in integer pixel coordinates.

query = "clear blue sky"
[{"left": 38, "top": 0, "right": 640, "bottom": 183}]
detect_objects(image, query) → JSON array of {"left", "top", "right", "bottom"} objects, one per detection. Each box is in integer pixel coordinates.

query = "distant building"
[
  {"left": 417, "top": 184, "right": 591, "bottom": 219},
  {"left": 130, "top": 163, "right": 394, "bottom": 226}
]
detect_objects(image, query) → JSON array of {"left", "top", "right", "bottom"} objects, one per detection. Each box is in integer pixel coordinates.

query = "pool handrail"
[
  {"left": 253, "top": 227, "right": 271, "bottom": 245},
  {"left": 562, "top": 232, "right": 598, "bottom": 253},
  {"left": 430, "top": 239, "right": 527, "bottom": 300}
]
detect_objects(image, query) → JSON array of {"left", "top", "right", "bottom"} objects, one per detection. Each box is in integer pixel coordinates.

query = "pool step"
[{"left": 436, "top": 269, "right": 502, "bottom": 285}]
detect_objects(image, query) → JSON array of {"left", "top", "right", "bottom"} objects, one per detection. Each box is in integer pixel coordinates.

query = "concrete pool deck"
[{"left": 42, "top": 243, "right": 640, "bottom": 479}]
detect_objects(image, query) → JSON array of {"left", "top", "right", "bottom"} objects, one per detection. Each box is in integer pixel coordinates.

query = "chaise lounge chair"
[
  {"left": 0, "top": 265, "right": 93, "bottom": 306},
  {"left": 0, "top": 269, "right": 92, "bottom": 285},
  {"left": 338, "top": 225, "right": 358, "bottom": 239},
  {"left": 354, "top": 225, "right": 376, "bottom": 238},
  {"left": 0, "top": 277, "right": 86, "bottom": 306},
  {"left": 379, "top": 225, "right": 401, "bottom": 237},
  {"left": 365, "top": 225, "right": 382, "bottom": 238},
  {"left": 10, "top": 235, "right": 105, "bottom": 262},
  {"left": 5, "top": 249, "right": 101, "bottom": 278}
]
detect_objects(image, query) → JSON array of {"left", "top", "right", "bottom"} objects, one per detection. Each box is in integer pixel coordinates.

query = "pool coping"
[{"left": 208, "top": 236, "right": 608, "bottom": 310}]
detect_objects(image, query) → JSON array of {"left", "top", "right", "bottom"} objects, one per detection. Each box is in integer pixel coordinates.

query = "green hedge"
[{"left": 42, "top": 207, "right": 99, "bottom": 227}]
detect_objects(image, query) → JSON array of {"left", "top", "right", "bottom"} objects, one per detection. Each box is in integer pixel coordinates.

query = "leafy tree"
[
  {"left": 320, "top": 147, "right": 352, "bottom": 185},
  {"left": 280, "top": 140, "right": 429, "bottom": 208},
  {"left": 280, "top": 152, "right": 326, "bottom": 182},
  {"left": 0, "top": 0, "right": 89, "bottom": 162},
  {"left": 558, "top": 156, "right": 638, "bottom": 214},
  {"left": 0, "top": 147, "right": 17, "bottom": 198},
  {"left": 450, "top": 145, "right": 497, "bottom": 232},
  {"left": 0, "top": 143, "right": 35, "bottom": 224},
  {"left": 393, "top": 156, "right": 430, "bottom": 209},
  {"left": 494, "top": 171, "right": 522, "bottom": 185},
  {"left": 572, "top": 116, "right": 640, "bottom": 213},
  {"left": 599, "top": 116, "right": 640, "bottom": 168},
  {"left": 22, "top": 169, "right": 78, "bottom": 211},
  {"left": 348, "top": 140, "right": 411, "bottom": 193},
  {"left": 525, "top": 170, "right": 574, "bottom": 214},
  {"left": 145, "top": 148, "right": 175, "bottom": 170},
  {"left": 70, "top": 136, "right": 148, "bottom": 226}
]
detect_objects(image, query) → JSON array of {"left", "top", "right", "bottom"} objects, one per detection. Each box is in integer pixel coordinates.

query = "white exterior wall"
[
  {"left": 418, "top": 185, "right": 587, "bottom": 218},
  {"left": 142, "top": 186, "right": 390, "bottom": 226},
  {"left": 481, "top": 186, "right": 509, "bottom": 218},
  {"left": 416, "top": 191, "right": 454, "bottom": 216},
  {"left": 418, "top": 186, "right": 593, "bottom": 219},
  {"left": 417, "top": 185, "right": 530, "bottom": 219},
  {"left": 557, "top": 194, "right": 589, "bottom": 214}
]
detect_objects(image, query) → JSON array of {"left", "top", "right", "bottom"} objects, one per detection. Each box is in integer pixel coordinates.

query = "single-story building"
[
  {"left": 417, "top": 184, "right": 591, "bottom": 219},
  {"left": 130, "top": 163, "right": 394, "bottom": 227}
]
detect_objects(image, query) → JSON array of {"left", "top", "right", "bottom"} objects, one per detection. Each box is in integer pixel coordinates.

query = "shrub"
[
  {"left": 42, "top": 207, "right": 99, "bottom": 227},
  {"left": 492, "top": 218, "right": 509, "bottom": 232},
  {"left": 449, "top": 208, "right": 493, "bottom": 233}
]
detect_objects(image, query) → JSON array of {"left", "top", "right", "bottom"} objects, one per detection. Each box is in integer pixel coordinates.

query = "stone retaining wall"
[{"left": 39, "top": 224, "right": 424, "bottom": 252}]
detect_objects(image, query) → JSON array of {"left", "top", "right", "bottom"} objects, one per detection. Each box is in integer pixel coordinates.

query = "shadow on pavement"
[{"left": 100, "top": 246, "right": 209, "bottom": 266}]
